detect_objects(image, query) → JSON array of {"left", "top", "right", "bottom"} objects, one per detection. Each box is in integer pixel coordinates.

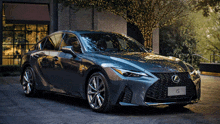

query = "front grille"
[{"left": 145, "top": 72, "right": 196, "bottom": 102}]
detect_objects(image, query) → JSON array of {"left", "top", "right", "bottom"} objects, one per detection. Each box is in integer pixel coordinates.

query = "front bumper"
[
  {"left": 107, "top": 70, "right": 201, "bottom": 106},
  {"left": 119, "top": 99, "right": 199, "bottom": 106}
]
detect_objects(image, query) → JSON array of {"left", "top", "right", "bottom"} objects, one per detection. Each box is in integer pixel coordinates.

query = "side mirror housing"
[
  {"left": 145, "top": 47, "right": 153, "bottom": 53},
  {"left": 61, "top": 46, "right": 76, "bottom": 57}
]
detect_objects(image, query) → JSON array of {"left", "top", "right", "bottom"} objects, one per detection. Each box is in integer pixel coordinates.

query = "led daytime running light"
[{"left": 112, "top": 67, "right": 147, "bottom": 77}]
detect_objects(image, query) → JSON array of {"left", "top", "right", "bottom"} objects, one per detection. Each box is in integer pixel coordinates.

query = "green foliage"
[
  {"left": 159, "top": 11, "right": 201, "bottom": 67},
  {"left": 189, "top": 10, "right": 220, "bottom": 61},
  {"left": 160, "top": 8, "right": 220, "bottom": 66},
  {"left": 194, "top": 0, "right": 220, "bottom": 17}
]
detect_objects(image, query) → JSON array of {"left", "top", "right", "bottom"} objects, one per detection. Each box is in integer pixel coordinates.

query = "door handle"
[{"left": 53, "top": 56, "right": 59, "bottom": 61}]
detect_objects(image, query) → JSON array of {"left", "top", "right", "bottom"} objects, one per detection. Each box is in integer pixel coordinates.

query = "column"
[{"left": 0, "top": 1, "right": 3, "bottom": 65}]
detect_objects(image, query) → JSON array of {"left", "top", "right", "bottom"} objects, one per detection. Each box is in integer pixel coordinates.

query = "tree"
[
  {"left": 194, "top": 0, "right": 220, "bottom": 17},
  {"left": 59, "top": 0, "right": 190, "bottom": 48},
  {"left": 190, "top": 10, "right": 220, "bottom": 62},
  {"left": 159, "top": 10, "right": 201, "bottom": 67},
  {"left": 160, "top": 7, "right": 220, "bottom": 64}
]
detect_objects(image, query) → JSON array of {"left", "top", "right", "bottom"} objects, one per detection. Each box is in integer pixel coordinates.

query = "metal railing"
[{"left": 210, "top": 54, "right": 220, "bottom": 63}]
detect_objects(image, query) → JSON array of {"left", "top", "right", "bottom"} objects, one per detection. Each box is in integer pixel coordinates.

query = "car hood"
[{"left": 83, "top": 52, "right": 189, "bottom": 73}]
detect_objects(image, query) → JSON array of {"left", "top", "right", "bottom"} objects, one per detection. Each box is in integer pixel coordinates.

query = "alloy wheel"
[
  {"left": 22, "top": 67, "right": 34, "bottom": 95},
  {"left": 87, "top": 75, "right": 106, "bottom": 110}
]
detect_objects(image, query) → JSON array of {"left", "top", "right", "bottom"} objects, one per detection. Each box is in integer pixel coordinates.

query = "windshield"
[{"left": 80, "top": 33, "right": 147, "bottom": 52}]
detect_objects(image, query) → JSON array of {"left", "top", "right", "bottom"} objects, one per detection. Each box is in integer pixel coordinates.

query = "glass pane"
[
  {"left": 28, "top": 45, "right": 35, "bottom": 51},
  {"left": 14, "top": 58, "right": 21, "bottom": 65},
  {"left": 2, "top": 45, "right": 13, "bottom": 56},
  {"left": 2, "top": 56, "right": 13, "bottom": 59},
  {"left": 37, "top": 32, "right": 47, "bottom": 42},
  {"left": 50, "top": 33, "right": 63, "bottom": 50},
  {"left": 26, "top": 45, "right": 30, "bottom": 52},
  {"left": 26, "top": 31, "right": 37, "bottom": 44},
  {"left": 14, "top": 44, "right": 27, "bottom": 57},
  {"left": 14, "top": 24, "right": 25, "bottom": 30},
  {"left": 37, "top": 24, "right": 48, "bottom": 31},
  {"left": 3, "top": 31, "right": 13, "bottom": 44},
  {"left": 2, "top": 59, "right": 14, "bottom": 65},
  {"left": 26, "top": 24, "right": 36, "bottom": 31},
  {"left": 14, "top": 31, "right": 26, "bottom": 45},
  {"left": 3, "top": 24, "right": 14, "bottom": 30}
]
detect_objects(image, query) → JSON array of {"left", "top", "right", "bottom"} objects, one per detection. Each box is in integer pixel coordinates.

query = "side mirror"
[
  {"left": 61, "top": 46, "right": 76, "bottom": 57},
  {"left": 145, "top": 47, "right": 153, "bottom": 53}
]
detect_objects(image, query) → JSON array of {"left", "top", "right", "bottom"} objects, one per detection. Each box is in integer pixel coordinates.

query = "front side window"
[
  {"left": 61, "top": 33, "right": 82, "bottom": 53},
  {"left": 80, "top": 33, "right": 146, "bottom": 53}
]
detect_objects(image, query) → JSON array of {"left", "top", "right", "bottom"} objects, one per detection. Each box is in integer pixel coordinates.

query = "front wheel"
[
  {"left": 87, "top": 72, "right": 112, "bottom": 112},
  {"left": 21, "top": 66, "right": 37, "bottom": 97}
]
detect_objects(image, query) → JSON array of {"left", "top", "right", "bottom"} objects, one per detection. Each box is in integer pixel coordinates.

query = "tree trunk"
[{"left": 141, "top": 29, "right": 153, "bottom": 48}]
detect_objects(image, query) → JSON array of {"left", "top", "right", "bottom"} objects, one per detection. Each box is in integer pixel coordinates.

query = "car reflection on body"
[{"left": 20, "top": 30, "right": 201, "bottom": 112}]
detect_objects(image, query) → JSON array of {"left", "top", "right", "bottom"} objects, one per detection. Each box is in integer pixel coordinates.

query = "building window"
[
  {"left": 2, "top": 3, "right": 49, "bottom": 65},
  {"left": 2, "top": 24, "right": 48, "bottom": 65}
]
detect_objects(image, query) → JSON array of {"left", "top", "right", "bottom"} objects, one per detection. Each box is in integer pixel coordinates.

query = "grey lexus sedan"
[{"left": 20, "top": 30, "right": 201, "bottom": 112}]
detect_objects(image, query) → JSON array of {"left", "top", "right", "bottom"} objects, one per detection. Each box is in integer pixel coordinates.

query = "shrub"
[{"left": 0, "top": 65, "right": 21, "bottom": 76}]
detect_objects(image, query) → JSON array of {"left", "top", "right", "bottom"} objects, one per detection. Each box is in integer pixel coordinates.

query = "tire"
[
  {"left": 87, "top": 72, "right": 112, "bottom": 112},
  {"left": 21, "top": 66, "right": 37, "bottom": 97}
]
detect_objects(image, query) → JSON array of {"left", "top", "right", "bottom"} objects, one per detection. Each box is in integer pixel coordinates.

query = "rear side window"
[
  {"left": 35, "top": 33, "right": 65, "bottom": 51},
  {"left": 42, "top": 38, "right": 55, "bottom": 50},
  {"left": 49, "top": 33, "right": 64, "bottom": 50},
  {"left": 35, "top": 37, "right": 49, "bottom": 50}
]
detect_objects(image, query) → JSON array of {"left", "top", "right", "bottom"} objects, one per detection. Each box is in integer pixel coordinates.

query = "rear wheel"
[
  {"left": 22, "top": 67, "right": 37, "bottom": 97},
  {"left": 87, "top": 72, "right": 112, "bottom": 112}
]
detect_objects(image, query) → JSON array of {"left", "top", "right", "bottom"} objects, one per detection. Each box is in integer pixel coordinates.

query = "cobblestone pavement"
[{"left": 0, "top": 75, "right": 220, "bottom": 124}]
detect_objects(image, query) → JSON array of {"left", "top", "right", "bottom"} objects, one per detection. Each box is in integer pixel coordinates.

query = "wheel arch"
[
  {"left": 83, "top": 65, "right": 110, "bottom": 99},
  {"left": 20, "top": 62, "right": 31, "bottom": 84}
]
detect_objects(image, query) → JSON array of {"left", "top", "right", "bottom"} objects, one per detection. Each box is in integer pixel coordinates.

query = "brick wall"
[{"left": 58, "top": 4, "right": 127, "bottom": 34}]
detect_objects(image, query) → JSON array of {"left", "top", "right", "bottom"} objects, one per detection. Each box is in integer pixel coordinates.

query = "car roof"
[{"left": 60, "top": 30, "right": 119, "bottom": 35}]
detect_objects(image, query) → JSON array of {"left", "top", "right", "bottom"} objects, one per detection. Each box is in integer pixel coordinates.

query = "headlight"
[
  {"left": 186, "top": 64, "right": 200, "bottom": 82},
  {"left": 112, "top": 67, "right": 148, "bottom": 77},
  {"left": 190, "top": 69, "right": 198, "bottom": 75},
  {"left": 186, "top": 63, "right": 198, "bottom": 75}
]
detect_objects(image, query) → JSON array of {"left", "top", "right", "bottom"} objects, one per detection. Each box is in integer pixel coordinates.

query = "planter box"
[{"left": 199, "top": 62, "right": 220, "bottom": 73}]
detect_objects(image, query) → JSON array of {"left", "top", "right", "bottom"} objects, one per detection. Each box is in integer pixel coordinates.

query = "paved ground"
[{"left": 0, "top": 75, "right": 220, "bottom": 124}]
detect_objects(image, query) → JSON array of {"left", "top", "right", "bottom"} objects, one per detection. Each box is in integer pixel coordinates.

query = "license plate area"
[{"left": 168, "top": 86, "right": 186, "bottom": 96}]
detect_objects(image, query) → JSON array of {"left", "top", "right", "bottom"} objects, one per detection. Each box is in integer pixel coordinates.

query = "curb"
[{"left": 200, "top": 71, "right": 220, "bottom": 77}]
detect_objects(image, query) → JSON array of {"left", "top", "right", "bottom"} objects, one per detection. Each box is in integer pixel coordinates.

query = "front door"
[{"left": 50, "top": 33, "right": 83, "bottom": 95}]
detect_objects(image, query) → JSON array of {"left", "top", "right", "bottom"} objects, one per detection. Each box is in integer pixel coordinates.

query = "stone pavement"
[{"left": 0, "top": 75, "right": 220, "bottom": 124}]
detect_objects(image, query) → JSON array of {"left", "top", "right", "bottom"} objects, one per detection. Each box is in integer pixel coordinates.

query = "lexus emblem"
[{"left": 171, "top": 75, "right": 180, "bottom": 83}]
